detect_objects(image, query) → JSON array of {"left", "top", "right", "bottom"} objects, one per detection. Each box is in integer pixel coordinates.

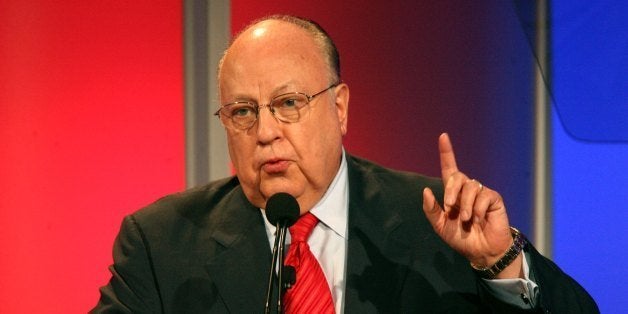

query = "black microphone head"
[
  {"left": 265, "top": 192, "right": 300, "bottom": 227},
  {"left": 282, "top": 265, "right": 296, "bottom": 288}
]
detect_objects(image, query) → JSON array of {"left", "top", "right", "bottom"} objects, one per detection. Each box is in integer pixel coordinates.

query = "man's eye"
[
  {"left": 281, "top": 98, "right": 298, "bottom": 107},
  {"left": 230, "top": 105, "right": 255, "bottom": 117},
  {"left": 275, "top": 96, "right": 306, "bottom": 109}
]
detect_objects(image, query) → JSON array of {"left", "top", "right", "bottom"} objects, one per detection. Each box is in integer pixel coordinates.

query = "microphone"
[
  {"left": 264, "top": 193, "right": 300, "bottom": 314},
  {"left": 282, "top": 265, "right": 296, "bottom": 289}
]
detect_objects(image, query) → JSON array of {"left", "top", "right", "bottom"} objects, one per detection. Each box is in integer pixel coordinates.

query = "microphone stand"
[
  {"left": 262, "top": 192, "right": 299, "bottom": 314},
  {"left": 264, "top": 221, "right": 288, "bottom": 314},
  {"left": 276, "top": 224, "right": 289, "bottom": 313}
]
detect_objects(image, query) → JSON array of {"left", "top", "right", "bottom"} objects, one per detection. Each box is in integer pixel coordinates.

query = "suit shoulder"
[
  {"left": 347, "top": 154, "right": 442, "bottom": 190},
  {"left": 130, "top": 176, "right": 242, "bottom": 226}
]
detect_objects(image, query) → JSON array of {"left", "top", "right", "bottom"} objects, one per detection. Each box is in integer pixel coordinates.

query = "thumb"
[{"left": 422, "top": 187, "right": 444, "bottom": 229}]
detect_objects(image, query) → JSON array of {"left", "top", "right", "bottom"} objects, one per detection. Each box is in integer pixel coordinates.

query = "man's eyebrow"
[
  {"left": 270, "top": 82, "right": 297, "bottom": 95},
  {"left": 225, "top": 94, "right": 255, "bottom": 103},
  {"left": 227, "top": 81, "right": 299, "bottom": 103}
]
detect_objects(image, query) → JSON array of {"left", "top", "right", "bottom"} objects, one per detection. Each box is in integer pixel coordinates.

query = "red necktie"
[{"left": 283, "top": 212, "right": 335, "bottom": 313}]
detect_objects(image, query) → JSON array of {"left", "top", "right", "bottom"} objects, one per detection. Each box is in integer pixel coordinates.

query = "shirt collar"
[
  {"left": 309, "top": 149, "right": 349, "bottom": 239},
  {"left": 260, "top": 149, "right": 349, "bottom": 239}
]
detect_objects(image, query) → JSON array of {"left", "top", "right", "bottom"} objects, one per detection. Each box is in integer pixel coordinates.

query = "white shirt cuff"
[{"left": 481, "top": 251, "right": 539, "bottom": 308}]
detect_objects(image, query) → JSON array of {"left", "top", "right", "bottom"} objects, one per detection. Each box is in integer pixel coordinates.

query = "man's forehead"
[
  {"left": 246, "top": 20, "right": 277, "bottom": 38},
  {"left": 219, "top": 18, "right": 330, "bottom": 91},
  {"left": 222, "top": 21, "right": 322, "bottom": 77},
  {"left": 235, "top": 19, "right": 311, "bottom": 47}
]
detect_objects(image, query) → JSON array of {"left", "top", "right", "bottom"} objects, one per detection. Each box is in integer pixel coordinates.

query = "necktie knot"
[{"left": 289, "top": 212, "right": 319, "bottom": 242}]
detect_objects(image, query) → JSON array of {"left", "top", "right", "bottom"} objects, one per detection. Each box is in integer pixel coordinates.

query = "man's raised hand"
[{"left": 422, "top": 133, "right": 522, "bottom": 278}]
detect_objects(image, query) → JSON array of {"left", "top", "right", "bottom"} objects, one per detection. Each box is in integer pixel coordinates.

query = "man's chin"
[{"left": 260, "top": 181, "right": 302, "bottom": 201}]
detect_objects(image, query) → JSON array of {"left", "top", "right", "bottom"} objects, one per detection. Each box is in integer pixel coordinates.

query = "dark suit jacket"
[{"left": 93, "top": 155, "right": 598, "bottom": 313}]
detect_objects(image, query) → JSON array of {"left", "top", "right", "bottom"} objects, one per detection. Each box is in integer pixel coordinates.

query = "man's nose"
[{"left": 255, "top": 105, "right": 282, "bottom": 144}]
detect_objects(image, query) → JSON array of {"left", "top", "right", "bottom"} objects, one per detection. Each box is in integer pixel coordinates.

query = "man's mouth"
[{"left": 262, "top": 159, "right": 290, "bottom": 174}]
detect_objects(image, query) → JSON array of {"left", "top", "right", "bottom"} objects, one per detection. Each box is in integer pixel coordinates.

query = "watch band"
[{"left": 470, "top": 227, "right": 527, "bottom": 279}]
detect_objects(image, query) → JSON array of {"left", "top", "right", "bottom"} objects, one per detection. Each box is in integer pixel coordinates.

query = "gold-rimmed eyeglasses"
[{"left": 214, "top": 82, "right": 340, "bottom": 130}]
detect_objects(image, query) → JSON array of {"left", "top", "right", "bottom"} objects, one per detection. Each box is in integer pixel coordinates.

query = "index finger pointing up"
[{"left": 439, "top": 133, "right": 459, "bottom": 181}]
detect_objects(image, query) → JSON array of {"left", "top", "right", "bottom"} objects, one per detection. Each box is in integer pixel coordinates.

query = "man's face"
[{"left": 218, "top": 20, "right": 349, "bottom": 213}]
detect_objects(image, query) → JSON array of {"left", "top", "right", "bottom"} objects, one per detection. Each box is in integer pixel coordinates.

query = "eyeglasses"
[{"left": 214, "top": 82, "right": 340, "bottom": 130}]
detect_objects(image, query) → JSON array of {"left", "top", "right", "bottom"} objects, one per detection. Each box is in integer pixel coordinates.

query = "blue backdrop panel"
[
  {"left": 552, "top": 1, "right": 628, "bottom": 142},
  {"left": 551, "top": 1, "right": 628, "bottom": 312}
]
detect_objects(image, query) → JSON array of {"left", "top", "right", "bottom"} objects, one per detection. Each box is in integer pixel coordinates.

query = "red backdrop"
[
  {"left": 0, "top": 1, "right": 185, "bottom": 312},
  {"left": 0, "top": 1, "right": 536, "bottom": 312},
  {"left": 231, "top": 0, "right": 534, "bottom": 232}
]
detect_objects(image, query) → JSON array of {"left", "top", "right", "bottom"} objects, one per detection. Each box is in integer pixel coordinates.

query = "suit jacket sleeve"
[
  {"left": 477, "top": 235, "right": 599, "bottom": 313},
  {"left": 90, "top": 215, "right": 163, "bottom": 314},
  {"left": 345, "top": 155, "right": 599, "bottom": 313}
]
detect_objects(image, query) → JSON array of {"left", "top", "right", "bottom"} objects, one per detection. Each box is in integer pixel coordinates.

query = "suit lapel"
[
  {"left": 205, "top": 188, "right": 275, "bottom": 313},
  {"left": 344, "top": 156, "right": 413, "bottom": 312},
  {"left": 202, "top": 156, "right": 427, "bottom": 312}
]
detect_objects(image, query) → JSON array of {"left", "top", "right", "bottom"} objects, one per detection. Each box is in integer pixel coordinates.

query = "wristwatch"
[{"left": 470, "top": 227, "right": 527, "bottom": 279}]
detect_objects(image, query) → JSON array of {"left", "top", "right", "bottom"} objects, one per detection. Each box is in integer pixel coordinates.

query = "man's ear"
[{"left": 334, "top": 83, "right": 350, "bottom": 135}]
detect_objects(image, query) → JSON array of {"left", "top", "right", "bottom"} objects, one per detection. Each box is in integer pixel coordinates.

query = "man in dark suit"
[{"left": 93, "top": 15, "right": 598, "bottom": 313}]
